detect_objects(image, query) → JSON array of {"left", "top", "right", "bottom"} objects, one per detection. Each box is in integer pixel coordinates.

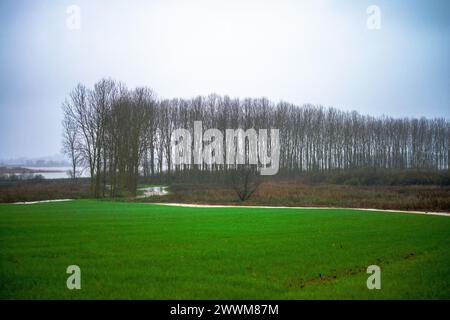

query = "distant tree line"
[{"left": 62, "top": 78, "right": 449, "bottom": 197}]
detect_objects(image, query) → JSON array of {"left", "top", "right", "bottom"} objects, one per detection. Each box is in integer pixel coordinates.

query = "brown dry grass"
[
  {"left": 2, "top": 179, "right": 449, "bottom": 212},
  {"left": 143, "top": 181, "right": 450, "bottom": 212},
  {"left": 0, "top": 180, "right": 90, "bottom": 203}
]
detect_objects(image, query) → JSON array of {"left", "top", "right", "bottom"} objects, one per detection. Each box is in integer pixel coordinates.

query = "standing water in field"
[{"left": 136, "top": 186, "right": 169, "bottom": 198}]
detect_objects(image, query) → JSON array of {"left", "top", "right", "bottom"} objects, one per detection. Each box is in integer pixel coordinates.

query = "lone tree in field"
[{"left": 229, "top": 165, "right": 261, "bottom": 201}]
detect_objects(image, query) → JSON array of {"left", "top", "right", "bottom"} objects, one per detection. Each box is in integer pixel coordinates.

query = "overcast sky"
[{"left": 0, "top": 0, "right": 449, "bottom": 159}]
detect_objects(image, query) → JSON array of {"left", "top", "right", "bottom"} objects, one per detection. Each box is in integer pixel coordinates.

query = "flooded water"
[
  {"left": 5, "top": 167, "right": 89, "bottom": 180},
  {"left": 136, "top": 186, "right": 169, "bottom": 198}
]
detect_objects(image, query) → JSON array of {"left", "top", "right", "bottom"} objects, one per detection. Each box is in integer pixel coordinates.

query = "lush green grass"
[{"left": 0, "top": 200, "right": 449, "bottom": 299}]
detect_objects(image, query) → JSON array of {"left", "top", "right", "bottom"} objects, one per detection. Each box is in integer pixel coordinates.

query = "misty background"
[{"left": 0, "top": 0, "right": 449, "bottom": 160}]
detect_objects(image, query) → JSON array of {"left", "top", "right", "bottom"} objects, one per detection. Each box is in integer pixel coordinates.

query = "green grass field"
[{"left": 0, "top": 200, "right": 449, "bottom": 299}]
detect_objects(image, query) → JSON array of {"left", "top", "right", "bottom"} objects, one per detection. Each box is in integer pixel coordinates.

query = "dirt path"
[
  {"left": 153, "top": 203, "right": 450, "bottom": 217},
  {"left": 13, "top": 199, "right": 73, "bottom": 205},
  {"left": 10, "top": 199, "right": 449, "bottom": 217}
]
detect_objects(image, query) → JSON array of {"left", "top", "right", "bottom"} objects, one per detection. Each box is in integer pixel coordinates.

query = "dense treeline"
[{"left": 62, "top": 78, "right": 449, "bottom": 196}]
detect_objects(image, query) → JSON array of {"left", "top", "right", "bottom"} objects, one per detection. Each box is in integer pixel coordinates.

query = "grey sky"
[{"left": 0, "top": 0, "right": 449, "bottom": 159}]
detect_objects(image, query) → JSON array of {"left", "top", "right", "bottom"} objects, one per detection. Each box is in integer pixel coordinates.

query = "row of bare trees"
[
  {"left": 62, "top": 79, "right": 156, "bottom": 196},
  {"left": 62, "top": 79, "right": 449, "bottom": 197}
]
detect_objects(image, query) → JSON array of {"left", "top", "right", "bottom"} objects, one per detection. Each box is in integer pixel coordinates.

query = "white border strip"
[
  {"left": 153, "top": 203, "right": 450, "bottom": 217},
  {"left": 13, "top": 199, "right": 73, "bottom": 205}
]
